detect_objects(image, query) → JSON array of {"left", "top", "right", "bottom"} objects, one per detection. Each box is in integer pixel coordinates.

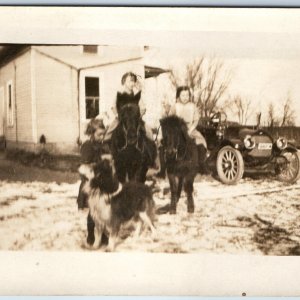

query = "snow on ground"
[{"left": 1, "top": 169, "right": 300, "bottom": 255}]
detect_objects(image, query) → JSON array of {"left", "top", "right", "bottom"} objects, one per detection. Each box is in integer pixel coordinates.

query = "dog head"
[{"left": 89, "top": 156, "right": 119, "bottom": 194}]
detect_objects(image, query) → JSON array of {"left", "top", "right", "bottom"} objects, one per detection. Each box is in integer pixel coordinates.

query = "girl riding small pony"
[
  {"left": 104, "top": 72, "right": 153, "bottom": 142},
  {"left": 157, "top": 86, "right": 207, "bottom": 177}
]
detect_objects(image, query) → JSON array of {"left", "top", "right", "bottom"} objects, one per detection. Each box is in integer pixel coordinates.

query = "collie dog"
[{"left": 79, "top": 155, "right": 156, "bottom": 251}]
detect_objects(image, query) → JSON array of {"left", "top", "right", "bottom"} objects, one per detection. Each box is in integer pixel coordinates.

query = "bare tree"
[
  {"left": 266, "top": 94, "right": 295, "bottom": 128},
  {"left": 281, "top": 93, "right": 295, "bottom": 126},
  {"left": 169, "top": 57, "right": 231, "bottom": 117},
  {"left": 225, "top": 95, "right": 254, "bottom": 125},
  {"left": 267, "top": 102, "right": 279, "bottom": 127}
]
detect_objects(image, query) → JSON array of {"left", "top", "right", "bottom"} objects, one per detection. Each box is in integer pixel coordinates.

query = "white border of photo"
[{"left": 0, "top": 6, "right": 300, "bottom": 296}]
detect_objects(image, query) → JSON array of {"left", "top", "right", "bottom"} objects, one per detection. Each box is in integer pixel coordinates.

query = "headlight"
[
  {"left": 276, "top": 137, "right": 287, "bottom": 150},
  {"left": 244, "top": 135, "right": 256, "bottom": 150}
]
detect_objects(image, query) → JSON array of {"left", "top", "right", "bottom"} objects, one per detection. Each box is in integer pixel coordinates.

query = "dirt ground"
[{"left": 1, "top": 156, "right": 300, "bottom": 255}]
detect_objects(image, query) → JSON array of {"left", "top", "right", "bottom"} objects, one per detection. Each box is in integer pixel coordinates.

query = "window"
[
  {"left": 7, "top": 81, "right": 13, "bottom": 126},
  {"left": 83, "top": 45, "right": 98, "bottom": 54},
  {"left": 85, "top": 77, "right": 99, "bottom": 119}
]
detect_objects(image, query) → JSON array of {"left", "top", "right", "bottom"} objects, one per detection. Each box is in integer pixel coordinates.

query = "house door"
[{"left": 0, "top": 88, "right": 4, "bottom": 136}]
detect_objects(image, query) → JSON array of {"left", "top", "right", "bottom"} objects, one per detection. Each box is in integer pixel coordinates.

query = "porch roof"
[{"left": 145, "top": 65, "right": 170, "bottom": 78}]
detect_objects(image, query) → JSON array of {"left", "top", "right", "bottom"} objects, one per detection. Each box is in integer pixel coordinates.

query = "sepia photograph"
[{"left": 1, "top": 6, "right": 300, "bottom": 296}]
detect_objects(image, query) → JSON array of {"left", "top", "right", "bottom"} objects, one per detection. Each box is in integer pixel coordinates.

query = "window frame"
[{"left": 84, "top": 76, "right": 100, "bottom": 120}]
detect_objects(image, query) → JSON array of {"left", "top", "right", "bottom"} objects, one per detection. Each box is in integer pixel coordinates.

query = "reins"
[
  {"left": 162, "top": 126, "right": 190, "bottom": 162},
  {"left": 167, "top": 140, "right": 188, "bottom": 162},
  {"left": 119, "top": 122, "right": 145, "bottom": 153},
  {"left": 154, "top": 125, "right": 161, "bottom": 143}
]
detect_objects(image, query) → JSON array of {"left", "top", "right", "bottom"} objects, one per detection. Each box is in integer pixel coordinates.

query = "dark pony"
[
  {"left": 111, "top": 103, "right": 157, "bottom": 183},
  {"left": 159, "top": 115, "right": 199, "bottom": 214}
]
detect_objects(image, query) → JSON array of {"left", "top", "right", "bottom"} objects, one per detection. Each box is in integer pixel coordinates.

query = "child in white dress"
[{"left": 170, "top": 86, "right": 207, "bottom": 148}]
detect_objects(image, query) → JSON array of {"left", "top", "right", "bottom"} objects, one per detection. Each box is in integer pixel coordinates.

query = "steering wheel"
[{"left": 210, "top": 112, "right": 227, "bottom": 124}]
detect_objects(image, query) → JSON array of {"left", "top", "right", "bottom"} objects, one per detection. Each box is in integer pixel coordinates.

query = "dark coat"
[
  {"left": 77, "top": 140, "right": 104, "bottom": 209},
  {"left": 80, "top": 140, "right": 103, "bottom": 164},
  {"left": 116, "top": 91, "right": 141, "bottom": 116}
]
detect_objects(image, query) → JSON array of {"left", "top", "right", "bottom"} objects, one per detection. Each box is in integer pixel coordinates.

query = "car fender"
[
  {"left": 219, "top": 138, "right": 244, "bottom": 151},
  {"left": 282, "top": 144, "right": 298, "bottom": 153}
]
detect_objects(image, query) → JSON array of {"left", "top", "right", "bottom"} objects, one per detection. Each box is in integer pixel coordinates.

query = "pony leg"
[
  {"left": 128, "top": 162, "right": 138, "bottom": 182},
  {"left": 184, "top": 178, "right": 195, "bottom": 213},
  {"left": 117, "top": 167, "right": 127, "bottom": 183},
  {"left": 156, "top": 146, "right": 166, "bottom": 178},
  {"left": 136, "top": 164, "right": 148, "bottom": 183},
  {"left": 168, "top": 174, "right": 178, "bottom": 214},
  {"left": 177, "top": 177, "right": 183, "bottom": 203}
]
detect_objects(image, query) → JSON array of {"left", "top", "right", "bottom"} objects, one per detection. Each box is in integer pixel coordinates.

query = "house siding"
[
  {"left": 0, "top": 49, "right": 33, "bottom": 143},
  {"left": 35, "top": 50, "right": 79, "bottom": 153},
  {"left": 0, "top": 45, "right": 146, "bottom": 154},
  {"left": 16, "top": 51, "right": 34, "bottom": 142}
]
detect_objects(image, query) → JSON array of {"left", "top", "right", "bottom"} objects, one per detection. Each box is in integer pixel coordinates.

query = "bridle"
[
  {"left": 163, "top": 132, "right": 188, "bottom": 162},
  {"left": 119, "top": 121, "right": 144, "bottom": 153}
]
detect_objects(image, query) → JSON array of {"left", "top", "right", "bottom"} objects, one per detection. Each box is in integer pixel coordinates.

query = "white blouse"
[{"left": 170, "top": 102, "right": 200, "bottom": 133}]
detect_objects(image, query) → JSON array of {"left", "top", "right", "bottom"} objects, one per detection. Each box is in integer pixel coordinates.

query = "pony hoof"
[
  {"left": 169, "top": 209, "right": 176, "bottom": 215},
  {"left": 152, "top": 237, "right": 159, "bottom": 242},
  {"left": 187, "top": 207, "right": 195, "bottom": 213}
]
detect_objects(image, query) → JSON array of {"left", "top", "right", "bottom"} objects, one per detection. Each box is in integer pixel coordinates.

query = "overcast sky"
[{"left": 144, "top": 31, "right": 300, "bottom": 125}]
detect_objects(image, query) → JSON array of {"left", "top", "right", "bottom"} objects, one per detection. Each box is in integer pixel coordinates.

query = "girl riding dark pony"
[{"left": 111, "top": 103, "right": 157, "bottom": 183}]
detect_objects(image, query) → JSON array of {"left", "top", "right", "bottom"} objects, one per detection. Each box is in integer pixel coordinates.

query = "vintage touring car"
[{"left": 197, "top": 112, "right": 300, "bottom": 185}]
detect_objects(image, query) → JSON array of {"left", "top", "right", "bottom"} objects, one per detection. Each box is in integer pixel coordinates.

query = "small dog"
[{"left": 79, "top": 155, "right": 156, "bottom": 251}]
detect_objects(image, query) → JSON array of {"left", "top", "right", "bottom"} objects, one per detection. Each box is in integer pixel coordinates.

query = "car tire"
[
  {"left": 276, "top": 150, "right": 300, "bottom": 184},
  {"left": 216, "top": 146, "right": 244, "bottom": 185}
]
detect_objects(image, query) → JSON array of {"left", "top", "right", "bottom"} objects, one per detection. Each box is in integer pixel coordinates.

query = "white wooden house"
[{"left": 0, "top": 45, "right": 167, "bottom": 154}]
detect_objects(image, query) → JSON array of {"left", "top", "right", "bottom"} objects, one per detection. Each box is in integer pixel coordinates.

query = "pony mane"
[
  {"left": 160, "top": 115, "right": 188, "bottom": 133},
  {"left": 121, "top": 103, "right": 139, "bottom": 110}
]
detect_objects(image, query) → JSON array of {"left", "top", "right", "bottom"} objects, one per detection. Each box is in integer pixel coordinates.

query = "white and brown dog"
[{"left": 79, "top": 155, "right": 156, "bottom": 251}]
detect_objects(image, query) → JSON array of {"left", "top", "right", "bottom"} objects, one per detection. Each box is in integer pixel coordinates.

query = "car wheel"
[
  {"left": 276, "top": 150, "right": 300, "bottom": 184},
  {"left": 216, "top": 146, "right": 244, "bottom": 185}
]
